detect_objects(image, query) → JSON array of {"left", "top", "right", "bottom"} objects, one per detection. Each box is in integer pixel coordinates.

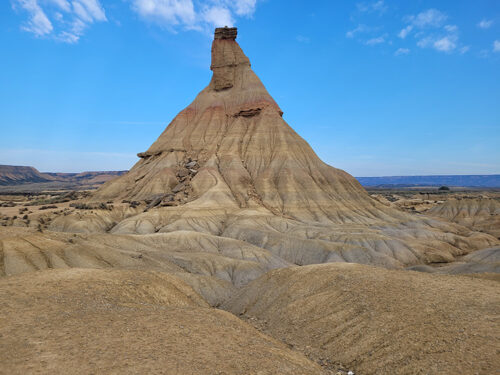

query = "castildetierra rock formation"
[
  {"left": 2, "top": 27, "right": 499, "bottom": 375},
  {"left": 87, "top": 27, "right": 498, "bottom": 270}
]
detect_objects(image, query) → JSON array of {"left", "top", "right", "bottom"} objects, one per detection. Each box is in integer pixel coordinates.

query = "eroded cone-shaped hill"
[
  {"left": 94, "top": 27, "right": 383, "bottom": 224},
  {"left": 86, "top": 27, "right": 498, "bottom": 269}
]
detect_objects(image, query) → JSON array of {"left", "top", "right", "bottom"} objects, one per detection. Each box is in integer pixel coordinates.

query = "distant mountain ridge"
[
  {"left": 0, "top": 165, "right": 54, "bottom": 185},
  {"left": 0, "top": 165, "right": 126, "bottom": 190},
  {"left": 356, "top": 175, "right": 500, "bottom": 188}
]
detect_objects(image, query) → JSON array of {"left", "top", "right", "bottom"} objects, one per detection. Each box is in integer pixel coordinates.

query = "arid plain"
[{"left": 0, "top": 28, "right": 498, "bottom": 375}]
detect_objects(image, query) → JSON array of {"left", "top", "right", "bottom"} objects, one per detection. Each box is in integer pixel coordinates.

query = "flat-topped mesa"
[{"left": 210, "top": 27, "right": 250, "bottom": 91}]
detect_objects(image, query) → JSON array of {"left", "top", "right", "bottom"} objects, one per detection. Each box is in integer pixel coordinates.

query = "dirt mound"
[
  {"left": 0, "top": 268, "right": 326, "bottom": 375},
  {"left": 224, "top": 263, "right": 500, "bottom": 375}
]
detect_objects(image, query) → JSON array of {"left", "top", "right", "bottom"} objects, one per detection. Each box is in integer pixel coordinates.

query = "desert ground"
[{"left": 0, "top": 27, "right": 499, "bottom": 375}]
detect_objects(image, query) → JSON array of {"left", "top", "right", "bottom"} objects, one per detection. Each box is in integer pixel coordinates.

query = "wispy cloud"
[
  {"left": 348, "top": 5, "right": 476, "bottom": 57},
  {"left": 398, "top": 25, "right": 412, "bottom": 39},
  {"left": 432, "top": 35, "right": 458, "bottom": 52},
  {"left": 13, "top": 0, "right": 53, "bottom": 36},
  {"left": 356, "top": 0, "right": 387, "bottom": 15},
  {"left": 494, "top": 40, "right": 500, "bottom": 53},
  {"left": 366, "top": 35, "right": 385, "bottom": 45},
  {"left": 12, "top": 0, "right": 107, "bottom": 43},
  {"left": 422, "top": 24, "right": 461, "bottom": 53},
  {"left": 131, "top": 0, "right": 259, "bottom": 30},
  {"left": 346, "top": 24, "right": 370, "bottom": 38},
  {"left": 405, "top": 8, "right": 447, "bottom": 28},
  {"left": 400, "top": 9, "right": 465, "bottom": 54},
  {"left": 12, "top": 0, "right": 260, "bottom": 42},
  {"left": 459, "top": 45, "right": 470, "bottom": 54},
  {"left": 397, "top": 9, "right": 447, "bottom": 40},
  {"left": 477, "top": 19, "right": 493, "bottom": 29},
  {"left": 394, "top": 47, "right": 409, "bottom": 56}
]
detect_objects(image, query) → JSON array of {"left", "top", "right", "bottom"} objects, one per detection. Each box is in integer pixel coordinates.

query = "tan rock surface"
[{"left": 224, "top": 263, "right": 500, "bottom": 375}]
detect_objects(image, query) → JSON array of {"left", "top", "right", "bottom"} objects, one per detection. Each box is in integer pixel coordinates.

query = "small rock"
[
  {"left": 172, "top": 183, "right": 185, "bottom": 193},
  {"left": 177, "top": 169, "right": 189, "bottom": 178},
  {"left": 162, "top": 194, "right": 174, "bottom": 202},
  {"left": 185, "top": 161, "right": 198, "bottom": 169},
  {"left": 147, "top": 196, "right": 163, "bottom": 209},
  {"left": 161, "top": 201, "right": 176, "bottom": 207}
]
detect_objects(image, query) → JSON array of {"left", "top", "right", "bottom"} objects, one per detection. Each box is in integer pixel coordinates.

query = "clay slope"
[
  {"left": 0, "top": 268, "right": 326, "bottom": 375},
  {"left": 427, "top": 197, "right": 500, "bottom": 238},
  {"left": 409, "top": 246, "right": 500, "bottom": 278},
  {"left": 87, "top": 27, "right": 498, "bottom": 269},
  {"left": 224, "top": 263, "right": 500, "bottom": 375},
  {"left": 0, "top": 226, "right": 288, "bottom": 303}
]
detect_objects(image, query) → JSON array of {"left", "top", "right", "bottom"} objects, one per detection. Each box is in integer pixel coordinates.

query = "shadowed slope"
[{"left": 224, "top": 263, "right": 500, "bottom": 375}]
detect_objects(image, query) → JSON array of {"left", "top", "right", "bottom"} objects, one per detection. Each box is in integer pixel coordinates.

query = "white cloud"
[
  {"left": 232, "top": 0, "right": 257, "bottom": 16},
  {"left": 459, "top": 45, "right": 470, "bottom": 54},
  {"left": 397, "top": 9, "right": 448, "bottom": 42},
  {"left": 366, "top": 35, "right": 385, "bottom": 45},
  {"left": 47, "top": 0, "right": 71, "bottom": 12},
  {"left": 202, "top": 5, "right": 234, "bottom": 27},
  {"left": 406, "top": 9, "right": 447, "bottom": 28},
  {"left": 356, "top": 0, "right": 387, "bottom": 14},
  {"left": 131, "top": 0, "right": 196, "bottom": 28},
  {"left": 394, "top": 47, "right": 409, "bottom": 56},
  {"left": 346, "top": 24, "right": 369, "bottom": 38},
  {"left": 13, "top": 0, "right": 107, "bottom": 43},
  {"left": 15, "top": 0, "right": 53, "bottom": 36},
  {"left": 398, "top": 25, "right": 412, "bottom": 39},
  {"left": 433, "top": 36, "right": 457, "bottom": 52},
  {"left": 413, "top": 18, "right": 464, "bottom": 54},
  {"left": 494, "top": 40, "right": 500, "bottom": 53},
  {"left": 444, "top": 24, "right": 457, "bottom": 33},
  {"left": 478, "top": 19, "right": 493, "bottom": 29},
  {"left": 131, "top": 0, "right": 259, "bottom": 31}
]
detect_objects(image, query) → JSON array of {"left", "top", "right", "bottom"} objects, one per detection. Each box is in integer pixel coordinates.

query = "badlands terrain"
[
  {"left": 0, "top": 27, "right": 499, "bottom": 374},
  {"left": 0, "top": 164, "right": 125, "bottom": 192}
]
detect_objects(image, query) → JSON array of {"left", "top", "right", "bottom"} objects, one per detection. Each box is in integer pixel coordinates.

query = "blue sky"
[{"left": 0, "top": 0, "right": 499, "bottom": 176}]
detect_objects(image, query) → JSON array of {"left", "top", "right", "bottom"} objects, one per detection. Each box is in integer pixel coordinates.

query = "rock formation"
[
  {"left": 1, "top": 27, "right": 499, "bottom": 375},
  {"left": 88, "top": 27, "right": 497, "bottom": 269}
]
